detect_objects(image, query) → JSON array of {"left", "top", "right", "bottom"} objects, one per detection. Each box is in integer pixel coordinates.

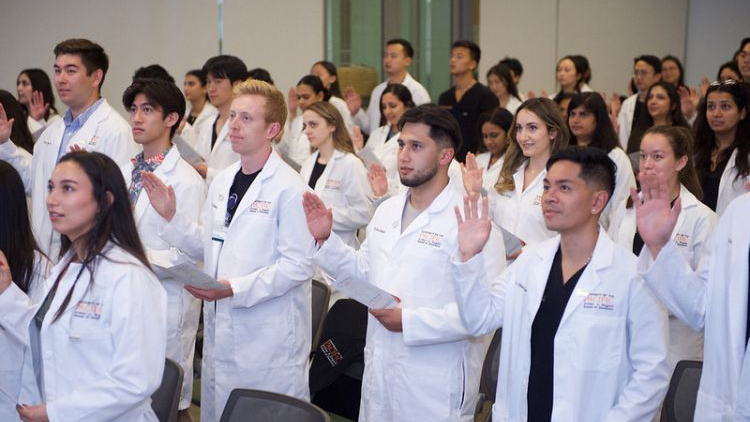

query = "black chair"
[
  {"left": 151, "top": 358, "right": 184, "bottom": 422},
  {"left": 475, "top": 329, "right": 502, "bottom": 422},
  {"left": 219, "top": 388, "right": 331, "bottom": 422},
  {"left": 661, "top": 360, "right": 703, "bottom": 422},
  {"left": 311, "top": 279, "right": 331, "bottom": 353}
]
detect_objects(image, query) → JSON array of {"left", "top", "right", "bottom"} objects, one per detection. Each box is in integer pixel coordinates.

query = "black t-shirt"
[
  {"left": 211, "top": 115, "right": 220, "bottom": 149},
  {"left": 225, "top": 168, "right": 261, "bottom": 226},
  {"left": 528, "top": 247, "right": 588, "bottom": 422},
  {"left": 698, "top": 153, "right": 731, "bottom": 211},
  {"left": 186, "top": 113, "right": 197, "bottom": 126},
  {"left": 438, "top": 82, "right": 499, "bottom": 162},
  {"left": 309, "top": 160, "right": 327, "bottom": 189}
]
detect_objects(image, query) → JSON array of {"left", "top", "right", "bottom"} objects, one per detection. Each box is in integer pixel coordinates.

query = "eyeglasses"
[{"left": 709, "top": 79, "right": 739, "bottom": 87}]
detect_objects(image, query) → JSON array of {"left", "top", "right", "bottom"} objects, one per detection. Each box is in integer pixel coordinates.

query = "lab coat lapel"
[
  {"left": 313, "top": 150, "right": 341, "bottom": 196},
  {"left": 398, "top": 180, "right": 454, "bottom": 239},
  {"left": 227, "top": 151, "right": 280, "bottom": 230},
  {"left": 210, "top": 121, "right": 230, "bottom": 156},
  {"left": 558, "top": 229, "right": 612, "bottom": 326},
  {"left": 67, "top": 99, "right": 112, "bottom": 151},
  {"left": 670, "top": 185, "right": 696, "bottom": 240},
  {"left": 526, "top": 239, "right": 560, "bottom": 322},
  {"left": 133, "top": 147, "right": 180, "bottom": 225}
]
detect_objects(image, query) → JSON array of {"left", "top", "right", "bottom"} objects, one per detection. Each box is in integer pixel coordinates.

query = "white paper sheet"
[
  {"left": 153, "top": 263, "right": 227, "bottom": 290},
  {"left": 496, "top": 223, "right": 524, "bottom": 256},
  {"left": 324, "top": 274, "right": 398, "bottom": 309}
]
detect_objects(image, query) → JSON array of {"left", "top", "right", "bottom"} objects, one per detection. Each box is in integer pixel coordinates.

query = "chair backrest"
[
  {"left": 219, "top": 388, "right": 331, "bottom": 422},
  {"left": 311, "top": 279, "right": 331, "bottom": 352},
  {"left": 151, "top": 358, "right": 184, "bottom": 422},
  {"left": 662, "top": 360, "right": 703, "bottom": 422}
]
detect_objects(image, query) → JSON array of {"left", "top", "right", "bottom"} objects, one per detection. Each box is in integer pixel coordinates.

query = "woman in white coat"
[
  {"left": 486, "top": 64, "right": 523, "bottom": 116},
  {"left": 281, "top": 75, "right": 330, "bottom": 168},
  {"left": 0, "top": 162, "right": 51, "bottom": 422},
  {"left": 693, "top": 80, "right": 750, "bottom": 215},
  {"left": 609, "top": 126, "right": 717, "bottom": 372},
  {"left": 0, "top": 152, "right": 166, "bottom": 422},
  {"left": 16, "top": 69, "right": 60, "bottom": 138},
  {"left": 567, "top": 92, "right": 636, "bottom": 229},
  {"left": 121, "top": 79, "right": 207, "bottom": 421},
  {"left": 300, "top": 101, "right": 372, "bottom": 248},
  {"left": 492, "top": 98, "right": 569, "bottom": 251},
  {"left": 475, "top": 107, "right": 513, "bottom": 192}
]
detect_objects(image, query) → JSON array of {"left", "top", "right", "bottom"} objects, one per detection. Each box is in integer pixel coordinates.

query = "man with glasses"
[{"left": 617, "top": 55, "right": 662, "bottom": 149}]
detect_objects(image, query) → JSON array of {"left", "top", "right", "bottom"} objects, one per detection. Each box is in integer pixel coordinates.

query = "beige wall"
[
  {"left": 0, "top": 0, "right": 324, "bottom": 115},
  {"left": 479, "top": 0, "right": 689, "bottom": 96}
]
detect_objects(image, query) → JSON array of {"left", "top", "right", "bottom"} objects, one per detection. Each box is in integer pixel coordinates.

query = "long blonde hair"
[
  {"left": 305, "top": 101, "right": 356, "bottom": 155},
  {"left": 495, "top": 98, "right": 569, "bottom": 193}
]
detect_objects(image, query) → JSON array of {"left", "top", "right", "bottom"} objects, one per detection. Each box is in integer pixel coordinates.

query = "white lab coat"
[
  {"left": 299, "top": 149, "right": 373, "bottom": 247},
  {"left": 121, "top": 146, "right": 206, "bottom": 410},
  {"left": 617, "top": 94, "right": 639, "bottom": 151},
  {"left": 0, "top": 253, "right": 50, "bottom": 421},
  {"left": 0, "top": 99, "right": 137, "bottom": 260},
  {"left": 352, "top": 73, "right": 431, "bottom": 134},
  {"left": 195, "top": 116, "right": 239, "bottom": 183},
  {"left": 182, "top": 152, "right": 315, "bottom": 422},
  {"left": 0, "top": 245, "right": 167, "bottom": 422},
  {"left": 476, "top": 152, "right": 504, "bottom": 193},
  {"left": 601, "top": 147, "right": 637, "bottom": 230},
  {"left": 314, "top": 179, "right": 506, "bottom": 422},
  {"left": 279, "top": 114, "right": 311, "bottom": 169},
  {"left": 638, "top": 192, "right": 750, "bottom": 422},
  {"left": 329, "top": 96, "right": 355, "bottom": 135},
  {"left": 609, "top": 185, "right": 717, "bottom": 370},
  {"left": 716, "top": 147, "right": 750, "bottom": 216},
  {"left": 491, "top": 162, "right": 555, "bottom": 247},
  {"left": 503, "top": 96, "right": 523, "bottom": 116},
  {"left": 27, "top": 114, "right": 61, "bottom": 141},
  {"left": 188, "top": 102, "right": 219, "bottom": 147},
  {"left": 454, "top": 230, "right": 670, "bottom": 422}
]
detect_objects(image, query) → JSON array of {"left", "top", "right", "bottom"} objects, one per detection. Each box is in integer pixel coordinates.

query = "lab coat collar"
[
  {"left": 211, "top": 120, "right": 231, "bottom": 155},
  {"left": 512, "top": 161, "right": 546, "bottom": 196},
  {"left": 398, "top": 178, "right": 457, "bottom": 238},
  {"left": 133, "top": 146, "right": 181, "bottom": 224},
  {"left": 227, "top": 149, "right": 281, "bottom": 229}
]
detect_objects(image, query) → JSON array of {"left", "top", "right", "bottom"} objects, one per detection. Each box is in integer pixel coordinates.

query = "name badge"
[
  {"left": 249, "top": 200, "right": 272, "bottom": 214},
  {"left": 325, "top": 179, "right": 341, "bottom": 190},
  {"left": 533, "top": 195, "right": 542, "bottom": 206},
  {"left": 417, "top": 231, "right": 443, "bottom": 248},
  {"left": 73, "top": 301, "right": 103, "bottom": 320},
  {"left": 674, "top": 233, "right": 689, "bottom": 247},
  {"left": 583, "top": 293, "right": 615, "bottom": 311}
]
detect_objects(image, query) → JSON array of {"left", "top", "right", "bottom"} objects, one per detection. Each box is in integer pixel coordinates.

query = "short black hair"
[
  {"left": 634, "top": 55, "right": 662, "bottom": 74},
  {"left": 122, "top": 79, "right": 186, "bottom": 139},
  {"left": 740, "top": 37, "right": 750, "bottom": 52},
  {"left": 297, "top": 74, "right": 331, "bottom": 101},
  {"left": 132, "top": 64, "right": 174, "bottom": 83},
  {"left": 386, "top": 38, "right": 414, "bottom": 58},
  {"left": 499, "top": 57, "right": 523, "bottom": 77},
  {"left": 452, "top": 40, "right": 481, "bottom": 64},
  {"left": 54, "top": 38, "right": 109, "bottom": 89},
  {"left": 202, "top": 55, "right": 248, "bottom": 83},
  {"left": 247, "top": 68, "right": 274, "bottom": 85},
  {"left": 398, "top": 104, "right": 463, "bottom": 154},
  {"left": 186, "top": 69, "right": 207, "bottom": 86},
  {"left": 546, "top": 146, "right": 616, "bottom": 203}
]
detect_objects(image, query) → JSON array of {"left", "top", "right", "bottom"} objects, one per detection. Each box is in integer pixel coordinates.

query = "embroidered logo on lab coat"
[
  {"left": 325, "top": 179, "right": 341, "bottom": 190},
  {"left": 533, "top": 195, "right": 542, "bottom": 206},
  {"left": 73, "top": 301, "right": 103, "bottom": 320},
  {"left": 417, "top": 231, "right": 444, "bottom": 248},
  {"left": 249, "top": 200, "right": 272, "bottom": 214},
  {"left": 674, "top": 233, "right": 689, "bottom": 247},
  {"left": 88, "top": 136, "right": 98, "bottom": 146},
  {"left": 583, "top": 293, "right": 614, "bottom": 311}
]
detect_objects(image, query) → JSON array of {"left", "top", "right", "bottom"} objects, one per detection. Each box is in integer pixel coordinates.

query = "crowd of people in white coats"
[{"left": 0, "top": 34, "right": 749, "bottom": 422}]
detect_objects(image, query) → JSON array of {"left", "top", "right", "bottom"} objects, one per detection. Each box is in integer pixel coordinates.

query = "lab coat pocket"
[
  {"left": 393, "top": 360, "right": 459, "bottom": 420},
  {"left": 232, "top": 319, "right": 290, "bottom": 369},
  {"left": 571, "top": 316, "right": 624, "bottom": 371}
]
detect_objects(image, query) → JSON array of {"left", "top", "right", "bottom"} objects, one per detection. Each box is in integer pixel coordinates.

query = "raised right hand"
[
  {"left": 455, "top": 194, "right": 491, "bottom": 262},
  {"left": 142, "top": 171, "right": 177, "bottom": 222},
  {"left": 352, "top": 125, "right": 364, "bottom": 151},
  {"left": 632, "top": 172, "right": 681, "bottom": 257},
  {"left": 460, "top": 152, "right": 483, "bottom": 198},
  {"left": 29, "top": 91, "right": 50, "bottom": 121},
  {"left": 368, "top": 163, "right": 388, "bottom": 197},
  {"left": 287, "top": 87, "right": 298, "bottom": 115},
  {"left": 302, "top": 192, "right": 333, "bottom": 243},
  {"left": 344, "top": 86, "right": 362, "bottom": 115},
  {"left": 0, "top": 103, "right": 15, "bottom": 144}
]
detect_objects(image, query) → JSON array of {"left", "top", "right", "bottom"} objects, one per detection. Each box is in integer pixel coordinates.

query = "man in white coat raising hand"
[
  {"left": 452, "top": 146, "right": 670, "bottom": 422},
  {"left": 303, "top": 104, "right": 505, "bottom": 422}
]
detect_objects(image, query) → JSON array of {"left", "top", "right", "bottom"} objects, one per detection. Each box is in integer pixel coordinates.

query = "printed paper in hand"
[
  {"left": 153, "top": 263, "right": 227, "bottom": 290},
  {"left": 324, "top": 274, "right": 397, "bottom": 309}
]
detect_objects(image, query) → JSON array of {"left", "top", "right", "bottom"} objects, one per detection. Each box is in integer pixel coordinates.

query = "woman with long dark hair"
[
  {"left": 0, "top": 162, "right": 50, "bottom": 421},
  {"left": 567, "top": 92, "right": 636, "bottom": 227},
  {"left": 486, "top": 64, "right": 522, "bottom": 115},
  {"left": 693, "top": 80, "right": 750, "bottom": 214},
  {"left": 627, "top": 81, "right": 690, "bottom": 154},
  {"left": 0, "top": 152, "right": 167, "bottom": 422},
  {"left": 16, "top": 68, "right": 60, "bottom": 137}
]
